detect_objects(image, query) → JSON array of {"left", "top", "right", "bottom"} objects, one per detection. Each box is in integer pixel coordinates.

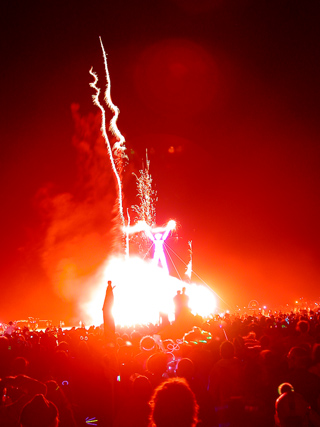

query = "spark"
[
  {"left": 89, "top": 38, "right": 127, "bottom": 229},
  {"left": 125, "top": 208, "right": 131, "bottom": 259},
  {"left": 124, "top": 219, "right": 176, "bottom": 236},
  {"left": 149, "top": 220, "right": 176, "bottom": 235},
  {"left": 132, "top": 150, "right": 157, "bottom": 227},
  {"left": 130, "top": 151, "right": 158, "bottom": 254},
  {"left": 123, "top": 220, "right": 150, "bottom": 235}
]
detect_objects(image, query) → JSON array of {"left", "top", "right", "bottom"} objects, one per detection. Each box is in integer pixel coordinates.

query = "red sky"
[{"left": 1, "top": 0, "right": 320, "bottom": 324}]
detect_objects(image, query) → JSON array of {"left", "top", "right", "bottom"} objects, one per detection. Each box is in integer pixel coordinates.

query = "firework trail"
[
  {"left": 129, "top": 151, "right": 158, "bottom": 253},
  {"left": 125, "top": 208, "right": 131, "bottom": 259},
  {"left": 185, "top": 240, "right": 192, "bottom": 280},
  {"left": 132, "top": 150, "right": 157, "bottom": 227},
  {"left": 99, "top": 37, "right": 128, "bottom": 171},
  {"left": 89, "top": 37, "right": 127, "bottom": 230}
]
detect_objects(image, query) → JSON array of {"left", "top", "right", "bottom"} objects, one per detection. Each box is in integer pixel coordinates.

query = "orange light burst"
[{"left": 82, "top": 256, "right": 216, "bottom": 327}]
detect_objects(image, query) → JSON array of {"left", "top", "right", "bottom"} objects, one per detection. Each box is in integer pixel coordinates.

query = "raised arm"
[
  {"left": 162, "top": 220, "right": 176, "bottom": 241},
  {"left": 144, "top": 225, "right": 155, "bottom": 242}
]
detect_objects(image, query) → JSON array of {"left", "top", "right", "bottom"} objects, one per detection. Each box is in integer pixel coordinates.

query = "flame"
[
  {"left": 85, "top": 43, "right": 216, "bottom": 327},
  {"left": 82, "top": 256, "right": 216, "bottom": 327}
]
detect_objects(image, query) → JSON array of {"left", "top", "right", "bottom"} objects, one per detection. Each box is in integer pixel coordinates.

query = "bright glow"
[
  {"left": 124, "top": 220, "right": 176, "bottom": 274},
  {"left": 86, "top": 44, "right": 216, "bottom": 328},
  {"left": 123, "top": 220, "right": 149, "bottom": 235},
  {"left": 185, "top": 240, "right": 192, "bottom": 280},
  {"left": 145, "top": 220, "right": 176, "bottom": 274},
  {"left": 82, "top": 256, "right": 216, "bottom": 327},
  {"left": 149, "top": 220, "right": 176, "bottom": 235}
]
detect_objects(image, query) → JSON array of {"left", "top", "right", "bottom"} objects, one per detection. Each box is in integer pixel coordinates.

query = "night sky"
[{"left": 1, "top": 0, "right": 320, "bottom": 324}]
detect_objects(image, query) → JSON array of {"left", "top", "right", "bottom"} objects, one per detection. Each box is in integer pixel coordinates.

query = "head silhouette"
[{"left": 149, "top": 377, "right": 199, "bottom": 427}]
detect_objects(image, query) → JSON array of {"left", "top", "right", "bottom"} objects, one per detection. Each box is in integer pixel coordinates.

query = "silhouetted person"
[
  {"left": 149, "top": 377, "right": 199, "bottom": 427},
  {"left": 159, "top": 311, "right": 170, "bottom": 328},
  {"left": 145, "top": 352, "right": 169, "bottom": 388},
  {"left": 103, "top": 280, "right": 116, "bottom": 344},
  {"left": 10, "top": 356, "right": 29, "bottom": 376},
  {"left": 310, "top": 344, "right": 320, "bottom": 378},
  {"left": 181, "top": 287, "right": 190, "bottom": 317},
  {"left": 5, "top": 321, "right": 15, "bottom": 336},
  {"left": 275, "top": 388, "right": 320, "bottom": 427},
  {"left": 20, "top": 393, "right": 59, "bottom": 427},
  {"left": 46, "top": 380, "right": 77, "bottom": 427},
  {"left": 295, "top": 320, "right": 316, "bottom": 349},
  {"left": 208, "top": 340, "right": 244, "bottom": 426},
  {"left": 0, "top": 375, "right": 47, "bottom": 426},
  {"left": 173, "top": 291, "right": 183, "bottom": 321},
  {"left": 285, "top": 346, "right": 320, "bottom": 413},
  {"left": 177, "top": 358, "right": 215, "bottom": 427}
]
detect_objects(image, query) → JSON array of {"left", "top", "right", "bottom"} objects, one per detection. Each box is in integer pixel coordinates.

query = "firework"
[
  {"left": 185, "top": 240, "right": 192, "bottom": 280},
  {"left": 89, "top": 38, "right": 127, "bottom": 230},
  {"left": 132, "top": 150, "right": 157, "bottom": 226},
  {"left": 83, "top": 42, "right": 219, "bottom": 327},
  {"left": 99, "top": 37, "right": 128, "bottom": 171}
]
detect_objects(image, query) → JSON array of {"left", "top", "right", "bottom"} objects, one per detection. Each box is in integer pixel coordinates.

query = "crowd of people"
[{"left": 1, "top": 287, "right": 320, "bottom": 426}]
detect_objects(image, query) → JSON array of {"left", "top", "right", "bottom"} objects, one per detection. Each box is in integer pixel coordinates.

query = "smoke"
[{"left": 35, "top": 104, "right": 118, "bottom": 313}]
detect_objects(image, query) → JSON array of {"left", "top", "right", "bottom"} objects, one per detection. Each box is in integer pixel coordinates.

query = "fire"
[
  {"left": 82, "top": 256, "right": 216, "bottom": 327},
  {"left": 84, "top": 41, "right": 217, "bottom": 328}
]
